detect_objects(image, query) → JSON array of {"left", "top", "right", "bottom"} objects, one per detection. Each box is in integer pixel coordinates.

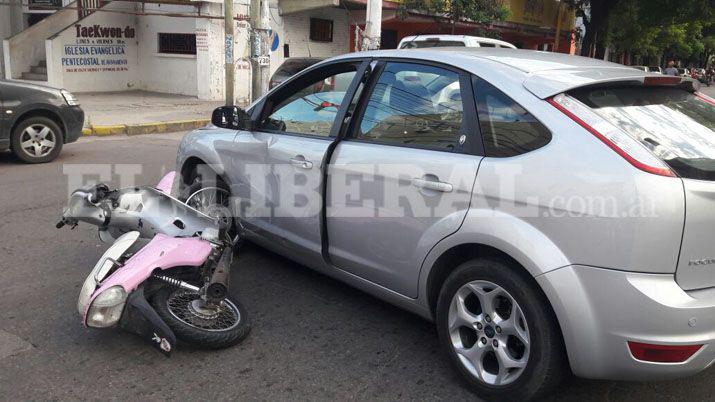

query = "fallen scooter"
[{"left": 57, "top": 172, "right": 250, "bottom": 354}]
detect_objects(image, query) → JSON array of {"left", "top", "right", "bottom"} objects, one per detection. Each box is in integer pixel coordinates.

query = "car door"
[
  {"left": 326, "top": 61, "right": 483, "bottom": 298},
  {"left": 232, "top": 60, "right": 367, "bottom": 268},
  {"left": 0, "top": 84, "right": 4, "bottom": 143}
]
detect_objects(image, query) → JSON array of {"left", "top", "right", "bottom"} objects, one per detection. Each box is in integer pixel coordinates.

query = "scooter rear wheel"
[{"left": 151, "top": 286, "right": 251, "bottom": 349}]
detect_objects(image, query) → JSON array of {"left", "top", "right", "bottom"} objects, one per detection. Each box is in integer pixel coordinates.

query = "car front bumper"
[
  {"left": 60, "top": 105, "right": 85, "bottom": 143},
  {"left": 538, "top": 265, "right": 715, "bottom": 381}
]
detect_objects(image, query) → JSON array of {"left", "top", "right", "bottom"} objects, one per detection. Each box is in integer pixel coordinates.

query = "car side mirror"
[{"left": 211, "top": 106, "right": 253, "bottom": 130}]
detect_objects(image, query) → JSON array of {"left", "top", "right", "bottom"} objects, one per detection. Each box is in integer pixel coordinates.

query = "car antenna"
[{"left": 405, "top": 34, "right": 421, "bottom": 49}]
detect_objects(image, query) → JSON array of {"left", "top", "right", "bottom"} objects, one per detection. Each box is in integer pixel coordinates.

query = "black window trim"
[
  {"left": 343, "top": 57, "right": 483, "bottom": 155},
  {"left": 254, "top": 59, "right": 369, "bottom": 140},
  {"left": 471, "top": 75, "right": 552, "bottom": 158}
]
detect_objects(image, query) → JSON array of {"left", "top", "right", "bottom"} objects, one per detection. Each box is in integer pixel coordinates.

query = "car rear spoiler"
[{"left": 522, "top": 67, "right": 699, "bottom": 99}]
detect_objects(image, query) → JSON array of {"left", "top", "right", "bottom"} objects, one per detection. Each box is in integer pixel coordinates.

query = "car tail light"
[
  {"left": 643, "top": 76, "right": 681, "bottom": 86},
  {"left": 628, "top": 341, "right": 702, "bottom": 363},
  {"left": 548, "top": 93, "right": 675, "bottom": 177}
]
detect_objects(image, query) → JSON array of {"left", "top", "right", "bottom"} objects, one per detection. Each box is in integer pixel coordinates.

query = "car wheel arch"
[
  {"left": 10, "top": 107, "right": 67, "bottom": 144},
  {"left": 180, "top": 156, "right": 233, "bottom": 194},
  {"left": 424, "top": 242, "right": 571, "bottom": 372}
]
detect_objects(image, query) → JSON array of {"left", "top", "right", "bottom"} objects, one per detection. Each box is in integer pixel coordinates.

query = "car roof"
[{"left": 328, "top": 48, "right": 660, "bottom": 98}]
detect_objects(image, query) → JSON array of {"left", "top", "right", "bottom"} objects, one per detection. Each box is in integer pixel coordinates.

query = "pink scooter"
[{"left": 57, "top": 172, "right": 250, "bottom": 354}]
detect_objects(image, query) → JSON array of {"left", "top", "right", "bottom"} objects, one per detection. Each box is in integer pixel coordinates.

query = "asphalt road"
[{"left": 1, "top": 125, "right": 715, "bottom": 401}]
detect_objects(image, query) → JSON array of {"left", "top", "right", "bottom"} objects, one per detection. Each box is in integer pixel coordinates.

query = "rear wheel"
[
  {"left": 436, "top": 258, "right": 567, "bottom": 400},
  {"left": 11, "top": 116, "right": 63, "bottom": 163},
  {"left": 151, "top": 286, "right": 250, "bottom": 349}
]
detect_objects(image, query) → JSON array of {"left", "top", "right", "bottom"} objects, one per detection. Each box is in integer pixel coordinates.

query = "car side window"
[
  {"left": 259, "top": 70, "right": 357, "bottom": 137},
  {"left": 474, "top": 78, "right": 551, "bottom": 157},
  {"left": 356, "top": 62, "right": 465, "bottom": 152}
]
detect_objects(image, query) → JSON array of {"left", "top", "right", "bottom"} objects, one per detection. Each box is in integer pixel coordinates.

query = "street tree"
[
  {"left": 400, "top": 0, "right": 510, "bottom": 34},
  {"left": 603, "top": 0, "right": 713, "bottom": 65},
  {"left": 564, "top": 0, "right": 623, "bottom": 57}
]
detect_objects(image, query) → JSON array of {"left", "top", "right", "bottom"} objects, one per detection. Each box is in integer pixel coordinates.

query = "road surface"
[{"left": 1, "top": 120, "right": 714, "bottom": 400}]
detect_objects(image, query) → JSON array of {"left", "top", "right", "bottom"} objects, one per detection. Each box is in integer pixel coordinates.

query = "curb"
[{"left": 82, "top": 119, "right": 210, "bottom": 137}]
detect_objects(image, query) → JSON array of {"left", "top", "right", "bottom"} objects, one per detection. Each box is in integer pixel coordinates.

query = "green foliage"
[
  {"left": 603, "top": 0, "right": 713, "bottom": 60},
  {"left": 400, "top": 0, "right": 510, "bottom": 26}
]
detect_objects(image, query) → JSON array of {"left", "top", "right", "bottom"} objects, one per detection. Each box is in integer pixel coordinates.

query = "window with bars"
[
  {"left": 158, "top": 33, "right": 197, "bottom": 55},
  {"left": 309, "top": 18, "right": 333, "bottom": 43}
]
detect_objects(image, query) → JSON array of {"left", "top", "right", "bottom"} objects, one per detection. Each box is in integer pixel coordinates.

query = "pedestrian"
[{"left": 664, "top": 61, "right": 678, "bottom": 76}]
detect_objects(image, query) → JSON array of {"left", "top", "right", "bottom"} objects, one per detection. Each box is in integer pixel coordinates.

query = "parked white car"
[{"left": 398, "top": 35, "right": 517, "bottom": 49}]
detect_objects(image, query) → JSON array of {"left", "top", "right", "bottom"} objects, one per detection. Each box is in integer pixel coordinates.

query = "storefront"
[{"left": 346, "top": 0, "right": 576, "bottom": 53}]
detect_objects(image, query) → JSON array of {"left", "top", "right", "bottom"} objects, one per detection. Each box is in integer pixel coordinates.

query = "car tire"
[
  {"left": 436, "top": 257, "right": 567, "bottom": 401},
  {"left": 11, "top": 116, "right": 64, "bottom": 163}
]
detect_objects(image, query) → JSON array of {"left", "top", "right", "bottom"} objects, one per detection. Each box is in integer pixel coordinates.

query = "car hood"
[{"left": 0, "top": 79, "right": 63, "bottom": 97}]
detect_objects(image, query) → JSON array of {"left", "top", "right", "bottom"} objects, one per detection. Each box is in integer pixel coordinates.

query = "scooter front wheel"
[{"left": 151, "top": 287, "right": 251, "bottom": 349}]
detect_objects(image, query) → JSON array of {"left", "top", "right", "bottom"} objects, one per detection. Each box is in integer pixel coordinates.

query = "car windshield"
[
  {"left": 401, "top": 40, "right": 466, "bottom": 49},
  {"left": 571, "top": 87, "right": 715, "bottom": 180}
]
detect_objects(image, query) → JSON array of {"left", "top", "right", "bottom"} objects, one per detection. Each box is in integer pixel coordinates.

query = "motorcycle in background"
[{"left": 57, "top": 172, "right": 250, "bottom": 354}]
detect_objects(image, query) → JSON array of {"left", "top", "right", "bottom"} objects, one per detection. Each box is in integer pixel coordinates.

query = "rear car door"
[
  {"left": 233, "top": 61, "right": 366, "bottom": 267},
  {"left": 326, "top": 61, "right": 482, "bottom": 297}
]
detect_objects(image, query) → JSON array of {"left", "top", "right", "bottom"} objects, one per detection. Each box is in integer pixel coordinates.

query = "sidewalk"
[{"left": 76, "top": 91, "right": 224, "bottom": 136}]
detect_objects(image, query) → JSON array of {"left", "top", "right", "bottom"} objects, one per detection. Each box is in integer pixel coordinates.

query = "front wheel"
[
  {"left": 151, "top": 287, "right": 250, "bottom": 349},
  {"left": 436, "top": 258, "right": 567, "bottom": 400},
  {"left": 11, "top": 116, "right": 63, "bottom": 163}
]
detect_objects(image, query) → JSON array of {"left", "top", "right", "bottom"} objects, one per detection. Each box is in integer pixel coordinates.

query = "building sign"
[
  {"left": 506, "top": 0, "right": 575, "bottom": 30},
  {"left": 61, "top": 24, "right": 135, "bottom": 73}
]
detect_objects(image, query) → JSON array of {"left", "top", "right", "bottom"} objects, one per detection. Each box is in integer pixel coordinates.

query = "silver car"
[{"left": 175, "top": 48, "right": 715, "bottom": 400}]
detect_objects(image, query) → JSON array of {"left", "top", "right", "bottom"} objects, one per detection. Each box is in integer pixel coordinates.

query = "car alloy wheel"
[
  {"left": 448, "top": 280, "right": 530, "bottom": 386},
  {"left": 19, "top": 123, "right": 56, "bottom": 158}
]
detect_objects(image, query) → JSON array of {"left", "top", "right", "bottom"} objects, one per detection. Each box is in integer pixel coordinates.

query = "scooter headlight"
[{"left": 86, "top": 286, "right": 127, "bottom": 328}]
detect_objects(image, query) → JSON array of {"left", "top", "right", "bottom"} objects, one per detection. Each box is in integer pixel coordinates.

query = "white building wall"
[
  {"left": 46, "top": 1, "right": 139, "bottom": 91},
  {"left": 137, "top": 4, "right": 198, "bottom": 96},
  {"left": 3, "top": 1, "right": 78, "bottom": 79},
  {"left": 269, "top": 6, "right": 350, "bottom": 75},
  {"left": 10, "top": 0, "right": 350, "bottom": 101},
  {"left": 0, "top": 2, "right": 25, "bottom": 78}
]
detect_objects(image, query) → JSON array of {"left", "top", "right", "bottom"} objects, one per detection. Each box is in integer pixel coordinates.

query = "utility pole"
[
  {"left": 553, "top": 0, "right": 563, "bottom": 52},
  {"left": 224, "top": 0, "right": 234, "bottom": 106},
  {"left": 250, "top": 0, "right": 270, "bottom": 101},
  {"left": 362, "top": 0, "right": 382, "bottom": 51}
]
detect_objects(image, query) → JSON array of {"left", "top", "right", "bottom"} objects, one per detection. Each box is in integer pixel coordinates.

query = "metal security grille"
[
  {"left": 309, "top": 18, "right": 333, "bottom": 43},
  {"left": 158, "top": 33, "right": 197, "bottom": 55},
  {"left": 28, "top": 0, "right": 63, "bottom": 10},
  {"left": 77, "top": 0, "right": 104, "bottom": 18}
]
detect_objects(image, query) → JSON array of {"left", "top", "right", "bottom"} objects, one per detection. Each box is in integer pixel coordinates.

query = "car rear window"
[{"left": 570, "top": 87, "right": 715, "bottom": 180}]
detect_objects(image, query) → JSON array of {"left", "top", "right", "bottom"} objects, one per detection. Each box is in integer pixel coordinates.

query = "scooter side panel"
[{"left": 83, "top": 234, "right": 213, "bottom": 322}]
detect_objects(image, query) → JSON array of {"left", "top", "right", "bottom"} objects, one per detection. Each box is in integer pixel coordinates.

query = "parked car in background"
[
  {"left": 631, "top": 65, "right": 648, "bottom": 71},
  {"left": 648, "top": 66, "right": 663, "bottom": 73},
  {"left": 178, "top": 48, "right": 715, "bottom": 400},
  {"left": 677, "top": 67, "right": 690, "bottom": 77},
  {"left": 399, "top": 35, "right": 517, "bottom": 49},
  {"left": 269, "top": 58, "right": 324, "bottom": 89},
  {"left": 693, "top": 68, "right": 710, "bottom": 86},
  {"left": 0, "top": 80, "right": 84, "bottom": 163}
]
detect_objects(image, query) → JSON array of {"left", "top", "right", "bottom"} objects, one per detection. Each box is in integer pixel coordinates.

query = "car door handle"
[
  {"left": 289, "top": 157, "right": 313, "bottom": 170},
  {"left": 412, "top": 178, "right": 453, "bottom": 193}
]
